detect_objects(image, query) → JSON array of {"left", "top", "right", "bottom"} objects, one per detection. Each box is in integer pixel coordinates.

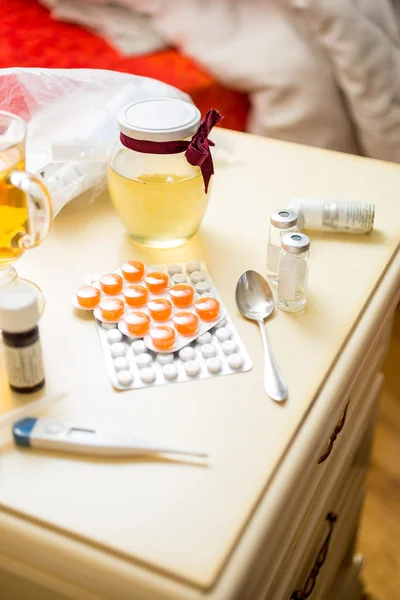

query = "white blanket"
[
  {"left": 39, "top": 0, "right": 166, "bottom": 56},
  {"left": 41, "top": 0, "right": 400, "bottom": 162}
]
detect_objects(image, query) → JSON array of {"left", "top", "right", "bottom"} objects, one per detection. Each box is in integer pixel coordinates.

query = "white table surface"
[{"left": 0, "top": 130, "right": 399, "bottom": 591}]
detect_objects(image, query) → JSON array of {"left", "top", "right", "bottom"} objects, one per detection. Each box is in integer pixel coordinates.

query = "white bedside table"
[{"left": 0, "top": 130, "right": 399, "bottom": 600}]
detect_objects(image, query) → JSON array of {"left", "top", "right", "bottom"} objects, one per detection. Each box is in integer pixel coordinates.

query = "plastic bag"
[{"left": 0, "top": 68, "right": 191, "bottom": 216}]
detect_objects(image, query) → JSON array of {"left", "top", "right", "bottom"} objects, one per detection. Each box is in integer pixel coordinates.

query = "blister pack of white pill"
[
  {"left": 97, "top": 314, "right": 252, "bottom": 390},
  {"left": 72, "top": 259, "right": 252, "bottom": 390}
]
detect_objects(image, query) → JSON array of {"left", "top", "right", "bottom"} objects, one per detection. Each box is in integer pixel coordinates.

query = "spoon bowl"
[
  {"left": 236, "top": 270, "right": 275, "bottom": 321},
  {"left": 235, "top": 270, "right": 288, "bottom": 402}
]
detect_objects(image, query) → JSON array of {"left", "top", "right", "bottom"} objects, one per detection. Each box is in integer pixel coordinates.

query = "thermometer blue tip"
[{"left": 12, "top": 418, "right": 37, "bottom": 447}]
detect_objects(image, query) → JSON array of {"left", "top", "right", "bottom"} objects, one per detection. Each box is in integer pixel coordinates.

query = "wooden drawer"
[
  {"left": 292, "top": 482, "right": 365, "bottom": 600},
  {"left": 315, "top": 334, "right": 387, "bottom": 472},
  {"left": 252, "top": 326, "right": 388, "bottom": 600},
  {"left": 277, "top": 470, "right": 365, "bottom": 600},
  {"left": 254, "top": 369, "right": 384, "bottom": 600},
  {"left": 309, "top": 361, "right": 384, "bottom": 508},
  {"left": 318, "top": 310, "right": 392, "bottom": 449},
  {"left": 259, "top": 372, "right": 383, "bottom": 600},
  {"left": 311, "top": 488, "right": 364, "bottom": 598}
]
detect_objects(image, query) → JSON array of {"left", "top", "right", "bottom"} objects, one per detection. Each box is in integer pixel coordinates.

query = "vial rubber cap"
[
  {"left": 282, "top": 232, "right": 311, "bottom": 254},
  {"left": 270, "top": 209, "right": 298, "bottom": 229},
  {"left": 0, "top": 282, "right": 40, "bottom": 333}
]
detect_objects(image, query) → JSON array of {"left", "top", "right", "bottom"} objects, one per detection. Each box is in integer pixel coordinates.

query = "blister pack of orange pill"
[{"left": 72, "top": 260, "right": 252, "bottom": 390}]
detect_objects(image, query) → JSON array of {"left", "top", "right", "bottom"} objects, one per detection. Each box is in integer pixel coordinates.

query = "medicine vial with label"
[
  {"left": 277, "top": 233, "right": 310, "bottom": 312},
  {"left": 266, "top": 209, "right": 298, "bottom": 285},
  {"left": 0, "top": 282, "right": 45, "bottom": 393},
  {"left": 289, "top": 198, "right": 374, "bottom": 233}
]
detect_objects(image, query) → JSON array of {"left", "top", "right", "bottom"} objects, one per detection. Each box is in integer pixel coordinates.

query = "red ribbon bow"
[{"left": 119, "top": 108, "right": 223, "bottom": 193}]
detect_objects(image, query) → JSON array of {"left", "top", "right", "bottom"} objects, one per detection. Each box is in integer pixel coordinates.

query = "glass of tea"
[{"left": 0, "top": 111, "right": 52, "bottom": 303}]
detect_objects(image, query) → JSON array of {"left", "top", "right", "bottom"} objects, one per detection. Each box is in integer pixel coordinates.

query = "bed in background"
[
  {"left": 3, "top": 0, "right": 400, "bottom": 164},
  {"left": 0, "top": 0, "right": 250, "bottom": 133}
]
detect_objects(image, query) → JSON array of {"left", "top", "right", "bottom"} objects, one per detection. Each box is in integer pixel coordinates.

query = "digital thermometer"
[{"left": 12, "top": 418, "right": 208, "bottom": 460}]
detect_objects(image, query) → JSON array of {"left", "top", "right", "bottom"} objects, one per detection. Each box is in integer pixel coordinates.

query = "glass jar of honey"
[{"left": 107, "top": 99, "right": 221, "bottom": 248}]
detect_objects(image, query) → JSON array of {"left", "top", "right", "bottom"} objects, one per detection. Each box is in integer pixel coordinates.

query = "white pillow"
[
  {"left": 152, "top": 0, "right": 359, "bottom": 154},
  {"left": 294, "top": 0, "right": 400, "bottom": 162}
]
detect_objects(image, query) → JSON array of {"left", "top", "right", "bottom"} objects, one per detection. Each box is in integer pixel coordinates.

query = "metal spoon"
[{"left": 235, "top": 270, "right": 288, "bottom": 402}]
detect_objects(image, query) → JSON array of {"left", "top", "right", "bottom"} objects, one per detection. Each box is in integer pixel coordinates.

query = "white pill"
[
  {"left": 168, "top": 264, "right": 182, "bottom": 275},
  {"left": 110, "top": 342, "right": 126, "bottom": 358},
  {"left": 200, "top": 291, "right": 215, "bottom": 299},
  {"left": 191, "top": 270, "right": 207, "bottom": 284},
  {"left": 102, "top": 322, "right": 117, "bottom": 330},
  {"left": 228, "top": 353, "right": 244, "bottom": 370},
  {"left": 150, "top": 265, "right": 164, "bottom": 272},
  {"left": 201, "top": 343, "right": 217, "bottom": 358},
  {"left": 185, "top": 360, "right": 200, "bottom": 376},
  {"left": 163, "top": 363, "right": 178, "bottom": 380},
  {"left": 214, "top": 319, "right": 226, "bottom": 329},
  {"left": 195, "top": 281, "right": 211, "bottom": 294},
  {"left": 172, "top": 273, "right": 187, "bottom": 284},
  {"left": 179, "top": 346, "right": 196, "bottom": 361},
  {"left": 157, "top": 353, "right": 174, "bottom": 365},
  {"left": 117, "top": 370, "right": 133, "bottom": 386},
  {"left": 186, "top": 260, "right": 201, "bottom": 274},
  {"left": 140, "top": 367, "right": 156, "bottom": 383},
  {"left": 222, "top": 340, "right": 237, "bottom": 355},
  {"left": 136, "top": 353, "right": 152, "bottom": 368},
  {"left": 114, "top": 356, "right": 129, "bottom": 371},
  {"left": 131, "top": 340, "right": 146, "bottom": 354},
  {"left": 206, "top": 357, "right": 222, "bottom": 373},
  {"left": 107, "top": 329, "right": 123, "bottom": 344},
  {"left": 215, "top": 327, "right": 231, "bottom": 342},
  {"left": 196, "top": 332, "right": 212, "bottom": 345}
]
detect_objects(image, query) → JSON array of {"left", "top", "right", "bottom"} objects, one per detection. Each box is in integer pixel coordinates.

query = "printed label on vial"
[
  {"left": 337, "top": 203, "right": 373, "bottom": 231},
  {"left": 4, "top": 340, "right": 45, "bottom": 388}
]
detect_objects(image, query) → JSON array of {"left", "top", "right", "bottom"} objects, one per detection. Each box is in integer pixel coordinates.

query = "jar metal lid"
[
  {"left": 0, "top": 282, "right": 39, "bottom": 333},
  {"left": 270, "top": 209, "right": 298, "bottom": 229},
  {"left": 282, "top": 232, "right": 310, "bottom": 254},
  {"left": 118, "top": 98, "right": 201, "bottom": 142}
]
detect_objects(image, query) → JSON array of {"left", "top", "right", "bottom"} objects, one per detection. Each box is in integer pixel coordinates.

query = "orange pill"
[
  {"left": 194, "top": 297, "right": 220, "bottom": 322},
  {"left": 169, "top": 283, "right": 194, "bottom": 308},
  {"left": 99, "top": 273, "right": 123, "bottom": 296},
  {"left": 150, "top": 326, "right": 176, "bottom": 350},
  {"left": 123, "top": 285, "right": 148, "bottom": 308},
  {"left": 99, "top": 298, "right": 124, "bottom": 321},
  {"left": 173, "top": 312, "right": 199, "bottom": 336},
  {"left": 75, "top": 285, "right": 101, "bottom": 309},
  {"left": 124, "top": 311, "right": 150, "bottom": 336},
  {"left": 121, "top": 260, "right": 145, "bottom": 282},
  {"left": 148, "top": 298, "right": 173, "bottom": 322},
  {"left": 145, "top": 271, "right": 169, "bottom": 294}
]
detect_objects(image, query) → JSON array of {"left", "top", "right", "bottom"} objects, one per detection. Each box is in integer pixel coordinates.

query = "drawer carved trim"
[
  {"left": 318, "top": 399, "right": 350, "bottom": 464},
  {"left": 291, "top": 513, "right": 338, "bottom": 600}
]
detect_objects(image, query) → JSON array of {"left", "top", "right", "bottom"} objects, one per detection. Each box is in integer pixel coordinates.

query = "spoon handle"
[{"left": 258, "top": 319, "right": 288, "bottom": 402}]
